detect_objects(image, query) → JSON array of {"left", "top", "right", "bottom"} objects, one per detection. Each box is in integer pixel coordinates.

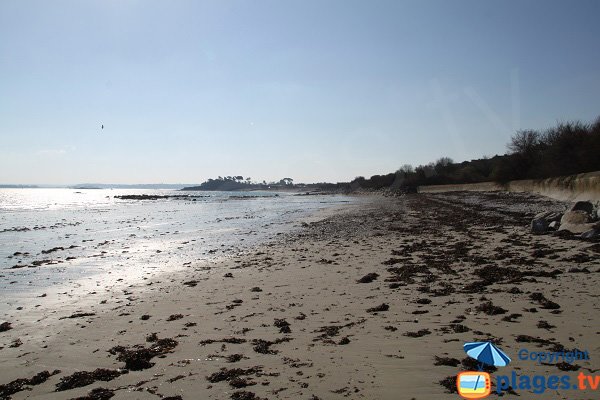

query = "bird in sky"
[{"left": 101, "top": 124, "right": 104, "bottom": 130}]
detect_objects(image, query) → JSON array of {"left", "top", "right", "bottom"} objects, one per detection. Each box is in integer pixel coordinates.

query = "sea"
[{"left": 0, "top": 188, "right": 352, "bottom": 315}]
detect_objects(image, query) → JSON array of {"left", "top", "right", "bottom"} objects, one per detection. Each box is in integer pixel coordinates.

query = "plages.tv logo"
[{"left": 456, "top": 341, "right": 511, "bottom": 399}]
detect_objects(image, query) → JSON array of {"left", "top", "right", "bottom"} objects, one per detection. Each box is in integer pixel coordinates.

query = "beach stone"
[
  {"left": 535, "top": 211, "right": 563, "bottom": 222},
  {"left": 570, "top": 201, "right": 593, "bottom": 215},
  {"left": 531, "top": 218, "right": 549, "bottom": 234},
  {"left": 531, "top": 211, "right": 562, "bottom": 234},
  {"left": 581, "top": 228, "right": 599, "bottom": 239},
  {"left": 560, "top": 221, "right": 598, "bottom": 234},
  {"left": 560, "top": 210, "right": 591, "bottom": 225}
]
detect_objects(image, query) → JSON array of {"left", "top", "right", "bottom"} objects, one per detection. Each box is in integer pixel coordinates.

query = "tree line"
[{"left": 346, "top": 116, "right": 600, "bottom": 192}]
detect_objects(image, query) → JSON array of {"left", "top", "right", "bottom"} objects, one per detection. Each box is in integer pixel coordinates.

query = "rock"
[
  {"left": 531, "top": 211, "right": 563, "bottom": 234},
  {"left": 539, "top": 211, "right": 563, "bottom": 222},
  {"left": 560, "top": 210, "right": 591, "bottom": 225},
  {"left": 559, "top": 209, "right": 597, "bottom": 234},
  {"left": 581, "top": 224, "right": 600, "bottom": 239},
  {"left": 560, "top": 222, "right": 597, "bottom": 234},
  {"left": 548, "top": 221, "right": 559, "bottom": 230},
  {"left": 570, "top": 201, "right": 594, "bottom": 215},
  {"left": 531, "top": 218, "right": 549, "bottom": 234}
]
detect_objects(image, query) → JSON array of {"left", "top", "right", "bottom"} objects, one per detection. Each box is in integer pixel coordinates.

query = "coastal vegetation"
[{"left": 348, "top": 116, "right": 600, "bottom": 192}]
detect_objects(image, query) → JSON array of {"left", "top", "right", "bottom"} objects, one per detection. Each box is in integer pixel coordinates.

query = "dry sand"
[{"left": 0, "top": 192, "right": 599, "bottom": 400}]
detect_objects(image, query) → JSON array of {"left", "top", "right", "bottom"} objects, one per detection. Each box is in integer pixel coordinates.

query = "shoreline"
[
  {"left": 0, "top": 191, "right": 355, "bottom": 315},
  {"left": 1, "top": 192, "right": 599, "bottom": 399}
]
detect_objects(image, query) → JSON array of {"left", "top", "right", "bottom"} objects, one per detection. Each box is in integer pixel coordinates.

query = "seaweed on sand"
[
  {"left": 439, "top": 376, "right": 457, "bottom": 393},
  {"left": 463, "top": 265, "right": 562, "bottom": 293},
  {"left": 403, "top": 329, "right": 431, "bottom": 338},
  {"left": 475, "top": 301, "right": 507, "bottom": 315},
  {"left": 366, "top": 303, "right": 389, "bottom": 313},
  {"left": 206, "top": 366, "right": 262, "bottom": 384},
  {"left": 356, "top": 273, "right": 379, "bottom": 283},
  {"left": 108, "top": 338, "right": 178, "bottom": 371},
  {"left": 529, "top": 292, "right": 561, "bottom": 310},
  {"left": 313, "top": 319, "right": 365, "bottom": 343},
  {"left": 434, "top": 356, "right": 461, "bottom": 367},
  {"left": 71, "top": 387, "right": 115, "bottom": 400},
  {"left": 273, "top": 318, "right": 291, "bottom": 334},
  {"left": 231, "top": 391, "right": 264, "bottom": 400},
  {"left": 56, "top": 369, "right": 122, "bottom": 391},
  {"left": 251, "top": 338, "right": 292, "bottom": 354},
  {"left": 501, "top": 313, "right": 522, "bottom": 322},
  {"left": 0, "top": 370, "right": 60, "bottom": 398},
  {"left": 200, "top": 337, "right": 247, "bottom": 346},
  {"left": 0, "top": 322, "right": 13, "bottom": 332}
]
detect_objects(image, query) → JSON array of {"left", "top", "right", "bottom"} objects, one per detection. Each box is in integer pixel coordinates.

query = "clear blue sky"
[{"left": 1, "top": 0, "right": 599, "bottom": 184}]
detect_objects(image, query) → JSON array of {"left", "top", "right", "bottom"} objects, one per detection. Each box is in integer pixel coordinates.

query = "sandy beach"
[
  {"left": 1, "top": 192, "right": 599, "bottom": 400},
  {"left": 3, "top": 1, "right": 600, "bottom": 399}
]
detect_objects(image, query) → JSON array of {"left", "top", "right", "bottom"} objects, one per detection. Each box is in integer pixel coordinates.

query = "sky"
[{"left": 1, "top": 0, "right": 599, "bottom": 185}]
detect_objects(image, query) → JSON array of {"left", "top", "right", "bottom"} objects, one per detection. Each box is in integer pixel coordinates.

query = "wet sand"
[{"left": 1, "top": 192, "right": 599, "bottom": 399}]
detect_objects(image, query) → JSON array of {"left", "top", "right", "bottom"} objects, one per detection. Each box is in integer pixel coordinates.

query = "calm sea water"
[{"left": 0, "top": 188, "right": 351, "bottom": 312}]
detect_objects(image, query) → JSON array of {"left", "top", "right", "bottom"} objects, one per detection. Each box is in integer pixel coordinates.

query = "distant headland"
[{"left": 181, "top": 177, "right": 295, "bottom": 191}]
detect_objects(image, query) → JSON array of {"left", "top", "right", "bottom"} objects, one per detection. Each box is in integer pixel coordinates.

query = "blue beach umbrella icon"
[{"left": 464, "top": 341, "right": 511, "bottom": 368}]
